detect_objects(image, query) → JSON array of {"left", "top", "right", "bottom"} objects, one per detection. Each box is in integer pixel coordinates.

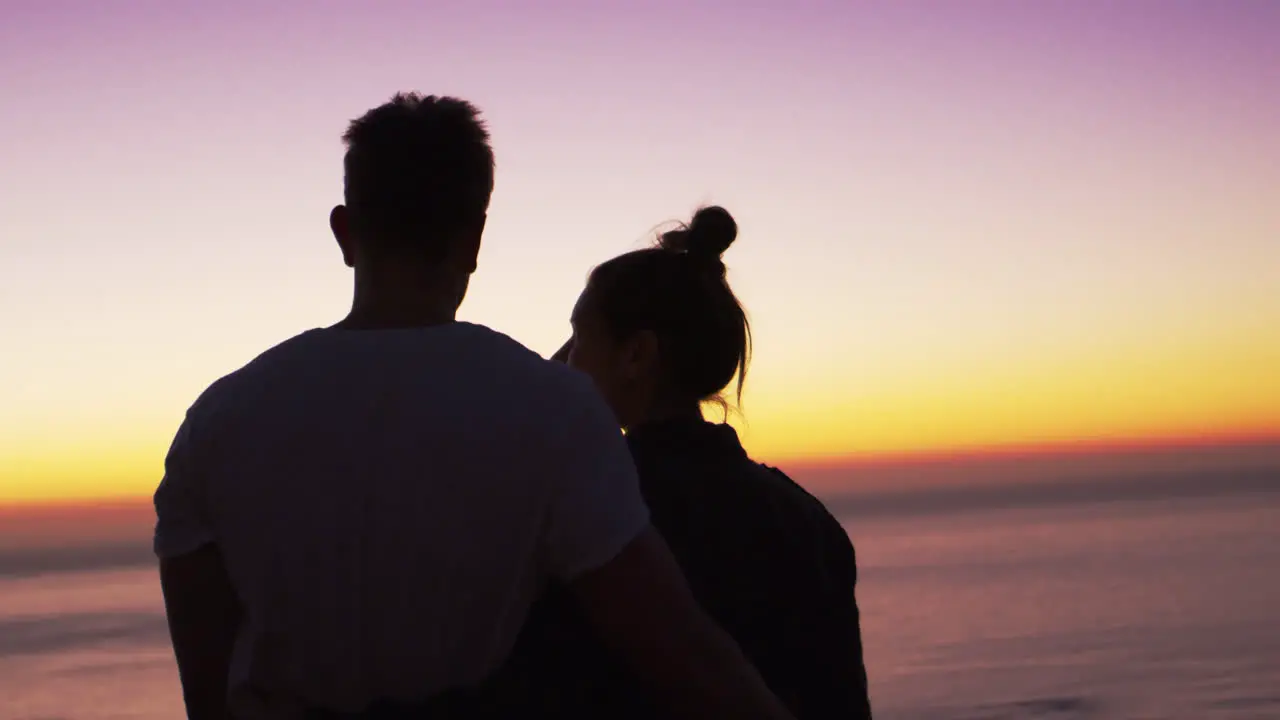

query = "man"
[{"left": 154, "top": 93, "right": 795, "bottom": 720}]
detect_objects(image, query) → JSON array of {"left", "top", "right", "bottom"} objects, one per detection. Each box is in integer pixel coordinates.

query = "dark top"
[{"left": 486, "top": 417, "right": 872, "bottom": 719}]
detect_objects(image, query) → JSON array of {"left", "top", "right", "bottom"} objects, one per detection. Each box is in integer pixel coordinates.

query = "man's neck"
[
  {"left": 335, "top": 266, "right": 464, "bottom": 331},
  {"left": 334, "top": 303, "right": 457, "bottom": 331}
]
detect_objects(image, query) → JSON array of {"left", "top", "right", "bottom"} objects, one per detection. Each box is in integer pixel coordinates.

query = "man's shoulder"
[
  {"left": 185, "top": 329, "right": 323, "bottom": 418},
  {"left": 462, "top": 326, "right": 600, "bottom": 402},
  {"left": 453, "top": 329, "right": 620, "bottom": 454},
  {"left": 183, "top": 324, "right": 607, "bottom": 433},
  {"left": 513, "top": 353, "right": 600, "bottom": 404}
]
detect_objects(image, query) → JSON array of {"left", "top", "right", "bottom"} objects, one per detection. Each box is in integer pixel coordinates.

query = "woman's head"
[{"left": 567, "top": 206, "right": 751, "bottom": 428}]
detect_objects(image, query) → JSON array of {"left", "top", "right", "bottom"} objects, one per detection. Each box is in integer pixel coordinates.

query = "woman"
[{"left": 489, "top": 206, "right": 872, "bottom": 719}]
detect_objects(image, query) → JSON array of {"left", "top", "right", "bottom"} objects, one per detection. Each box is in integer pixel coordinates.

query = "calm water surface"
[{"left": 2, "top": 483, "right": 1277, "bottom": 719}]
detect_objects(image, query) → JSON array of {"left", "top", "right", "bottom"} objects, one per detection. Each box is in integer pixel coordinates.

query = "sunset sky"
[{"left": 2, "top": 1, "right": 1278, "bottom": 504}]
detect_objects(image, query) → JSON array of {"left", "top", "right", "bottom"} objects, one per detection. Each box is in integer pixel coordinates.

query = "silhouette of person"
[
  {"left": 485, "top": 206, "right": 873, "bottom": 719},
  {"left": 152, "top": 94, "right": 796, "bottom": 720}
]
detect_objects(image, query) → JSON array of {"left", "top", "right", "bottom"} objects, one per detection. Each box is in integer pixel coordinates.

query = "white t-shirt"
[{"left": 153, "top": 323, "right": 650, "bottom": 718}]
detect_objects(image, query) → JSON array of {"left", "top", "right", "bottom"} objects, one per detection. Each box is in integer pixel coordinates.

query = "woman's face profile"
[
  {"left": 567, "top": 291, "right": 612, "bottom": 381},
  {"left": 568, "top": 287, "right": 635, "bottom": 425}
]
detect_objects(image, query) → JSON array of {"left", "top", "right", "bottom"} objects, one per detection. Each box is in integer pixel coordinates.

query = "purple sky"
[{"left": 1, "top": 0, "right": 1277, "bottom": 501}]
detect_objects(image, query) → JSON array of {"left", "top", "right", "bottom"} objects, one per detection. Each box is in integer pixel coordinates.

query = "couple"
[{"left": 154, "top": 93, "right": 871, "bottom": 720}]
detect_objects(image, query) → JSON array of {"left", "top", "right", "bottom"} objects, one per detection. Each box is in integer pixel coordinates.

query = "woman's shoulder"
[
  {"left": 753, "top": 463, "right": 851, "bottom": 538},
  {"left": 754, "top": 462, "right": 825, "bottom": 509}
]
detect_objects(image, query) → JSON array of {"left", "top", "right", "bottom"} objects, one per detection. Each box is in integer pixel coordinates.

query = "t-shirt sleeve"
[
  {"left": 540, "top": 374, "right": 651, "bottom": 582},
  {"left": 153, "top": 413, "right": 216, "bottom": 559}
]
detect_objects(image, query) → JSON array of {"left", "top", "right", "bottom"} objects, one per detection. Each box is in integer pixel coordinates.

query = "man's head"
[{"left": 331, "top": 93, "right": 495, "bottom": 302}]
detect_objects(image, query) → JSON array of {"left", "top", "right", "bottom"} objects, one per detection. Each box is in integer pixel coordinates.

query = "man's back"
[{"left": 154, "top": 323, "right": 650, "bottom": 716}]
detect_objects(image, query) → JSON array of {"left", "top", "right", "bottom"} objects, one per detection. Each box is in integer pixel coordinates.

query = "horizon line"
[
  {"left": 5, "top": 428, "right": 1278, "bottom": 510},
  {"left": 768, "top": 428, "right": 1280, "bottom": 471}
]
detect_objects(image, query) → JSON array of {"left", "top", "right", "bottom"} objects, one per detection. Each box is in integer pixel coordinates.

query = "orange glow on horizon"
[
  {"left": 2, "top": 427, "right": 1276, "bottom": 508},
  {"left": 776, "top": 428, "right": 1280, "bottom": 471}
]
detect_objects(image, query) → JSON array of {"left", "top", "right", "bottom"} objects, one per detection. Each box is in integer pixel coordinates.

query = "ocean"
[{"left": 2, "top": 472, "right": 1277, "bottom": 720}]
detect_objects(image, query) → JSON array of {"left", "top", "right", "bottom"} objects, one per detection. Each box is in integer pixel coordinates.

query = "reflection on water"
[
  {"left": 1, "top": 479, "right": 1277, "bottom": 719},
  {"left": 858, "top": 493, "right": 1280, "bottom": 719}
]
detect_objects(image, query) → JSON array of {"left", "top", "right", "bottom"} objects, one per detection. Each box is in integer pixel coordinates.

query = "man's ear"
[
  {"left": 330, "top": 205, "right": 355, "bottom": 268},
  {"left": 458, "top": 213, "right": 487, "bottom": 274}
]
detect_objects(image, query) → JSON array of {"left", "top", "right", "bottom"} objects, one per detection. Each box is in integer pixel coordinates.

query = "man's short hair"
[{"left": 342, "top": 93, "right": 495, "bottom": 257}]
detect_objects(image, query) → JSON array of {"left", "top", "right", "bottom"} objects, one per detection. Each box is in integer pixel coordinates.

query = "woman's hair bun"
[{"left": 660, "top": 205, "right": 738, "bottom": 260}]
